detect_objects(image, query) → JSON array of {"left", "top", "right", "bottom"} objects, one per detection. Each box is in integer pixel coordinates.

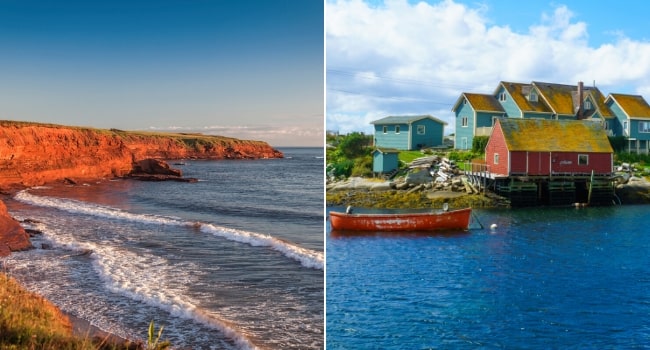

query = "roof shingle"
[{"left": 497, "top": 118, "right": 613, "bottom": 153}]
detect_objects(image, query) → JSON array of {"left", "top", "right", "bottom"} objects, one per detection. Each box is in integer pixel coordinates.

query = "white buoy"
[{"left": 490, "top": 223, "right": 497, "bottom": 230}]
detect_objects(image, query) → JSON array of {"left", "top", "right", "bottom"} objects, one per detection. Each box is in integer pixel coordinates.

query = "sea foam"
[{"left": 14, "top": 190, "right": 323, "bottom": 270}]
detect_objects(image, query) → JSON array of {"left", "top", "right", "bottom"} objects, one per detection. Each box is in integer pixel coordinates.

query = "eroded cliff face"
[
  {"left": 0, "top": 200, "right": 31, "bottom": 256},
  {"left": 0, "top": 121, "right": 283, "bottom": 187}
]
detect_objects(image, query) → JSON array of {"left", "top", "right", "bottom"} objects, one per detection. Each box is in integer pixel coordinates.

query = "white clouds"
[
  {"left": 326, "top": 0, "right": 650, "bottom": 135},
  {"left": 147, "top": 124, "right": 324, "bottom": 147}
]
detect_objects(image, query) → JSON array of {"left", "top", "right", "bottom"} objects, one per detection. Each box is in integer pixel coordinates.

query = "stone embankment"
[
  {"left": 327, "top": 174, "right": 650, "bottom": 209},
  {"left": 0, "top": 120, "right": 283, "bottom": 255},
  {"left": 327, "top": 176, "right": 504, "bottom": 209}
]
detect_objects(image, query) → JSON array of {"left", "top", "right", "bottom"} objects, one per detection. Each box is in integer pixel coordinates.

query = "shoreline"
[
  {"left": 0, "top": 182, "right": 140, "bottom": 348},
  {"left": 66, "top": 312, "right": 136, "bottom": 347},
  {"left": 326, "top": 176, "right": 650, "bottom": 209}
]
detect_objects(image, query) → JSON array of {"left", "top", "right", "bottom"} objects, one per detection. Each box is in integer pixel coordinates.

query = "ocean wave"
[
  {"left": 14, "top": 190, "right": 323, "bottom": 270},
  {"left": 7, "top": 228, "right": 258, "bottom": 350}
]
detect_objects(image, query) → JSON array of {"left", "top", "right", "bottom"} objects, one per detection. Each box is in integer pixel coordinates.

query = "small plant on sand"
[{"left": 146, "top": 320, "right": 170, "bottom": 350}]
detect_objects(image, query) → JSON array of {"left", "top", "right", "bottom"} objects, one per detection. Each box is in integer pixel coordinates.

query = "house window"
[
  {"left": 529, "top": 90, "right": 538, "bottom": 102},
  {"left": 417, "top": 125, "right": 425, "bottom": 135},
  {"left": 584, "top": 100, "right": 592, "bottom": 110},
  {"left": 494, "top": 153, "right": 499, "bottom": 164},
  {"left": 639, "top": 121, "right": 650, "bottom": 133},
  {"left": 578, "top": 154, "right": 589, "bottom": 166},
  {"left": 492, "top": 116, "right": 499, "bottom": 126},
  {"left": 499, "top": 92, "right": 507, "bottom": 101},
  {"left": 624, "top": 121, "right": 629, "bottom": 134},
  {"left": 395, "top": 126, "right": 400, "bottom": 134},
  {"left": 383, "top": 126, "right": 387, "bottom": 134},
  {"left": 461, "top": 117, "right": 468, "bottom": 127}
]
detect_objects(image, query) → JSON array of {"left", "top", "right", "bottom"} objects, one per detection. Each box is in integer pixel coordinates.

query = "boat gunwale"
[{"left": 329, "top": 207, "right": 471, "bottom": 219}]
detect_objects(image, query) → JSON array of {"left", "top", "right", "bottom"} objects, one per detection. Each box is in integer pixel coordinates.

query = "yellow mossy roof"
[
  {"left": 609, "top": 93, "right": 650, "bottom": 119},
  {"left": 498, "top": 118, "right": 613, "bottom": 153},
  {"left": 531, "top": 82, "right": 579, "bottom": 115},
  {"left": 463, "top": 93, "right": 505, "bottom": 112},
  {"left": 585, "top": 89, "right": 615, "bottom": 119},
  {"left": 500, "top": 82, "right": 552, "bottom": 113}
]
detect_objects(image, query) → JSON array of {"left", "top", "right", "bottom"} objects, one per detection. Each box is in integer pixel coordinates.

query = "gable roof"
[
  {"left": 531, "top": 81, "right": 580, "bottom": 116},
  {"left": 607, "top": 93, "right": 650, "bottom": 119},
  {"left": 452, "top": 93, "right": 505, "bottom": 113},
  {"left": 496, "top": 118, "right": 613, "bottom": 153},
  {"left": 584, "top": 88, "right": 615, "bottom": 119},
  {"left": 497, "top": 81, "right": 553, "bottom": 114},
  {"left": 370, "top": 115, "right": 447, "bottom": 125}
]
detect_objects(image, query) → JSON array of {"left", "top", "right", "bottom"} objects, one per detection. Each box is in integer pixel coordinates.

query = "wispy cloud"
[
  {"left": 147, "top": 124, "right": 324, "bottom": 147},
  {"left": 327, "top": 0, "right": 650, "bottom": 134}
]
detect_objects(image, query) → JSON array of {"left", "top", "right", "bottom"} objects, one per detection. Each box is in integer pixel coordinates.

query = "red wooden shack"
[{"left": 485, "top": 118, "right": 613, "bottom": 178}]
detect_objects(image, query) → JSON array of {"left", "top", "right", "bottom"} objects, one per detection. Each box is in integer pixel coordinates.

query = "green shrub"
[
  {"left": 351, "top": 155, "right": 373, "bottom": 177},
  {"left": 472, "top": 136, "right": 489, "bottom": 154}
]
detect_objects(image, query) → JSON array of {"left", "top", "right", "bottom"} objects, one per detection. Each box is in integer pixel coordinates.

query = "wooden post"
[{"left": 588, "top": 170, "right": 594, "bottom": 204}]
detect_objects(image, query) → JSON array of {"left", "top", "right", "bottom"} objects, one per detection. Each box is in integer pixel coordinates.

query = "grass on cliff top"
[
  {"left": 0, "top": 120, "right": 270, "bottom": 146},
  {"left": 0, "top": 272, "right": 146, "bottom": 350}
]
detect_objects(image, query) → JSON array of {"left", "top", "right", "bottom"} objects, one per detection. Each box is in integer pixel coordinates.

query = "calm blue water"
[
  {"left": 327, "top": 205, "right": 650, "bottom": 349},
  {"left": 4, "top": 147, "right": 323, "bottom": 350}
]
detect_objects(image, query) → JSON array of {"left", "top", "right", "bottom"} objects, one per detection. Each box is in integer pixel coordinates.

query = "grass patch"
[
  {"left": 398, "top": 151, "right": 427, "bottom": 164},
  {"left": 0, "top": 272, "right": 151, "bottom": 349}
]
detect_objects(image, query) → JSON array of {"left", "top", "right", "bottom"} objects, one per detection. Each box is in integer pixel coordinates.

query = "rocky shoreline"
[
  {"left": 327, "top": 175, "right": 650, "bottom": 209},
  {"left": 0, "top": 121, "right": 284, "bottom": 348}
]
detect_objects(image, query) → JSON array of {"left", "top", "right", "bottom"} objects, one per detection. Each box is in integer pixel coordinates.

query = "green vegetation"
[
  {"left": 471, "top": 136, "right": 489, "bottom": 153},
  {"left": 146, "top": 321, "right": 170, "bottom": 350},
  {"left": 397, "top": 151, "right": 426, "bottom": 164},
  {"left": 326, "top": 190, "right": 495, "bottom": 209},
  {"left": 326, "top": 132, "right": 373, "bottom": 178},
  {"left": 0, "top": 272, "right": 165, "bottom": 350}
]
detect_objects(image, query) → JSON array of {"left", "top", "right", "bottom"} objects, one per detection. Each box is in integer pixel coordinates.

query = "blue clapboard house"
[
  {"left": 371, "top": 115, "right": 447, "bottom": 151},
  {"left": 453, "top": 81, "right": 621, "bottom": 150}
]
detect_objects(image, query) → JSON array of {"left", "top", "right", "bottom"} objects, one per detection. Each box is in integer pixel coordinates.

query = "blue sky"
[
  {"left": 0, "top": 1, "right": 323, "bottom": 147},
  {"left": 327, "top": 0, "right": 650, "bottom": 135}
]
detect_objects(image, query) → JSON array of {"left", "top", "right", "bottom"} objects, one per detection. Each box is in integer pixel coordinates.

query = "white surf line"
[
  {"left": 200, "top": 223, "right": 324, "bottom": 270},
  {"left": 8, "top": 222, "right": 260, "bottom": 350},
  {"left": 14, "top": 190, "right": 324, "bottom": 270}
]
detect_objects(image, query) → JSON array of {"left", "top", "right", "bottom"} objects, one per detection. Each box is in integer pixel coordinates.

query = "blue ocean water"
[
  {"left": 327, "top": 205, "right": 650, "bottom": 349},
  {"left": 3, "top": 147, "right": 323, "bottom": 350}
]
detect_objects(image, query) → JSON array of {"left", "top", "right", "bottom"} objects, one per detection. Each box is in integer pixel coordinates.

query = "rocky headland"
[
  {"left": 0, "top": 120, "right": 283, "bottom": 347},
  {"left": 0, "top": 120, "right": 283, "bottom": 256}
]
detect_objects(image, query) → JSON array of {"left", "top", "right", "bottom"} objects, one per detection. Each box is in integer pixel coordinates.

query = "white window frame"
[
  {"left": 578, "top": 154, "right": 589, "bottom": 166},
  {"left": 461, "top": 117, "right": 468, "bottom": 127},
  {"left": 584, "top": 100, "right": 592, "bottom": 110},
  {"left": 494, "top": 153, "right": 499, "bottom": 164},
  {"left": 395, "top": 125, "right": 400, "bottom": 134},
  {"left": 383, "top": 126, "right": 388, "bottom": 134},
  {"left": 499, "top": 92, "right": 507, "bottom": 102},
  {"left": 624, "top": 121, "right": 629, "bottom": 135},
  {"left": 529, "top": 90, "right": 538, "bottom": 102},
  {"left": 639, "top": 121, "right": 650, "bottom": 133},
  {"left": 417, "top": 125, "right": 425, "bottom": 135}
]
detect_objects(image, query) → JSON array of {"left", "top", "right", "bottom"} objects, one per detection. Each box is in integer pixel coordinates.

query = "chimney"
[{"left": 577, "top": 81, "right": 584, "bottom": 120}]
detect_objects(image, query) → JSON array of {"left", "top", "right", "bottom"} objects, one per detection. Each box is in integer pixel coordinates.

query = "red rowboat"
[{"left": 329, "top": 207, "right": 472, "bottom": 232}]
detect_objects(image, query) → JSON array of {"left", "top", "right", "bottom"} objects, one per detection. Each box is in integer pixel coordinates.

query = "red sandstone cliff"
[
  {"left": 0, "top": 120, "right": 283, "bottom": 187},
  {"left": 0, "top": 200, "right": 31, "bottom": 256}
]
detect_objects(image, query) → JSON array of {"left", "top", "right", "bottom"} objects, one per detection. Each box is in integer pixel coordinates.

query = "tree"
[{"left": 337, "top": 132, "right": 371, "bottom": 159}]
